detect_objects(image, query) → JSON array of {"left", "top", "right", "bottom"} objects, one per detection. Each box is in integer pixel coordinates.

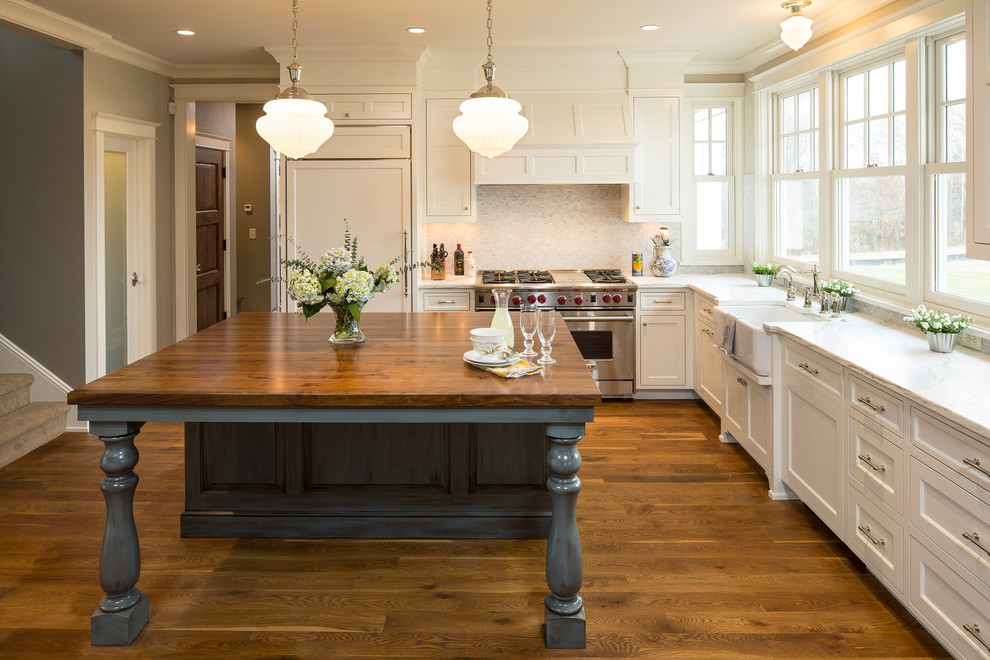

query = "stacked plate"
[{"left": 463, "top": 350, "right": 521, "bottom": 368}]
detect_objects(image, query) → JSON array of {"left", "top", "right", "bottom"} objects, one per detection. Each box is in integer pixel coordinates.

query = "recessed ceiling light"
[
  {"left": 176, "top": 29, "right": 195, "bottom": 36},
  {"left": 640, "top": 24, "right": 659, "bottom": 31},
  {"left": 407, "top": 27, "right": 426, "bottom": 34}
]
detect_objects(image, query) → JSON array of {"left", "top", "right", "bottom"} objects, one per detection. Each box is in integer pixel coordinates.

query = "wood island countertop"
[{"left": 69, "top": 312, "right": 602, "bottom": 409}]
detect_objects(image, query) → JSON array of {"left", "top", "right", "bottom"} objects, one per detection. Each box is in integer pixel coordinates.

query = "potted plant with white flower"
[
  {"left": 903, "top": 305, "right": 974, "bottom": 353},
  {"left": 750, "top": 263, "right": 777, "bottom": 287},
  {"left": 280, "top": 223, "right": 424, "bottom": 344},
  {"left": 819, "top": 279, "right": 858, "bottom": 310}
]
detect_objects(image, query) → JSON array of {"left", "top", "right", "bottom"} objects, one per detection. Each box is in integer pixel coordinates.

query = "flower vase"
[
  {"left": 650, "top": 245, "right": 677, "bottom": 277},
  {"left": 926, "top": 332, "right": 956, "bottom": 354},
  {"left": 755, "top": 273, "right": 774, "bottom": 287},
  {"left": 329, "top": 304, "right": 365, "bottom": 344}
]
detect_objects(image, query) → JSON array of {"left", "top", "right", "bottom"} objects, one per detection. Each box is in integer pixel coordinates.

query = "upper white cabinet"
[
  {"left": 968, "top": 0, "right": 990, "bottom": 259},
  {"left": 425, "top": 99, "right": 474, "bottom": 221},
  {"left": 313, "top": 93, "right": 412, "bottom": 121},
  {"left": 302, "top": 126, "right": 410, "bottom": 160},
  {"left": 622, "top": 96, "right": 680, "bottom": 221},
  {"left": 472, "top": 94, "right": 637, "bottom": 185}
]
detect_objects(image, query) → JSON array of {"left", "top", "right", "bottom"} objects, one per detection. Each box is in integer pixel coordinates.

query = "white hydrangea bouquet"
[
  {"left": 819, "top": 278, "right": 859, "bottom": 298},
  {"left": 281, "top": 222, "right": 419, "bottom": 344},
  {"left": 904, "top": 305, "right": 974, "bottom": 353}
]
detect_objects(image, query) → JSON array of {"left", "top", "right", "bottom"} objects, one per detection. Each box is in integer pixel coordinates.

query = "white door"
[
  {"left": 285, "top": 159, "right": 412, "bottom": 313},
  {"left": 98, "top": 133, "right": 156, "bottom": 375}
]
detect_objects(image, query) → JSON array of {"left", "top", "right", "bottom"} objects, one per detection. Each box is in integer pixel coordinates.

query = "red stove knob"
[
  {"left": 557, "top": 295, "right": 567, "bottom": 305},
  {"left": 512, "top": 295, "right": 522, "bottom": 305},
  {"left": 574, "top": 295, "right": 584, "bottom": 305},
  {"left": 490, "top": 295, "right": 496, "bottom": 304},
  {"left": 527, "top": 294, "right": 537, "bottom": 304},
  {"left": 614, "top": 295, "right": 623, "bottom": 304},
  {"left": 538, "top": 294, "right": 547, "bottom": 304},
  {"left": 602, "top": 294, "right": 612, "bottom": 303}
]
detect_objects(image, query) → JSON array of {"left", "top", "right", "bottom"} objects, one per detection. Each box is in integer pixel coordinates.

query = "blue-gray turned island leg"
[
  {"left": 90, "top": 421, "right": 149, "bottom": 645},
  {"left": 544, "top": 423, "right": 585, "bottom": 649}
]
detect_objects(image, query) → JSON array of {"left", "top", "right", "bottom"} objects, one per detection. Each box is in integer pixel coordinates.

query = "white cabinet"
[
  {"left": 622, "top": 96, "right": 680, "bottom": 221},
  {"left": 721, "top": 358, "right": 771, "bottom": 473},
  {"left": 420, "top": 288, "right": 472, "bottom": 312},
  {"left": 637, "top": 288, "right": 688, "bottom": 390},
  {"left": 694, "top": 295, "right": 722, "bottom": 414},
  {"left": 425, "top": 99, "right": 474, "bottom": 221},
  {"left": 967, "top": 0, "right": 990, "bottom": 259},
  {"left": 780, "top": 341, "right": 845, "bottom": 537},
  {"left": 313, "top": 93, "right": 412, "bottom": 121}
]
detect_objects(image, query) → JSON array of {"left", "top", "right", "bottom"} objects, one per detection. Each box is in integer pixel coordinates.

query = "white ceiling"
[{"left": 18, "top": 0, "right": 858, "bottom": 69}]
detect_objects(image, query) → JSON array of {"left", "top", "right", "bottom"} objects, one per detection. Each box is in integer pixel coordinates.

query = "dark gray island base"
[
  {"left": 183, "top": 420, "right": 557, "bottom": 539},
  {"left": 70, "top": 313, "right": 599, "bottom": 649}
]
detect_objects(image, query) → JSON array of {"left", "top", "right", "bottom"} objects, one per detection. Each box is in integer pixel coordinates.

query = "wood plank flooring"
[{"left": 0, "top": 401, "right": 950, "bottom": 658}]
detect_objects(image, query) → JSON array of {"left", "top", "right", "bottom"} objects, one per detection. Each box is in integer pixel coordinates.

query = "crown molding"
[
  {"left": 171, "top": 63, "right": 279, "bottom": 80},
  {"left": 0, "top": 0, "right": 108, "bottom": 49},
  {"left": 91, "top": 38, "right": 173, "bottom": 77},
  {"left": 265, "top": 45, "right": 427, "bottom": 64},
  {"left": 617, "top": 50, "right": 698, "bottom": 66},
  {"left": 170, "top": 83, "right": 279, "bottom": 103},
  {"left": 683, "top": 60, "right": 744, "bottom": 75}
]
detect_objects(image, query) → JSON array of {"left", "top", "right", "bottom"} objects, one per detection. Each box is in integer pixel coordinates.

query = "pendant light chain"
[
  {"left": 486, "top": 0, "right": 494, "bottom": 63},
  {"left": 483, "top": 0, "right": 496, "bottom": 91}
]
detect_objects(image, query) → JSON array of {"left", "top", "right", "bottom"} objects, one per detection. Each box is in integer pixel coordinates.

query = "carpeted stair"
[{"left": 0, "top": 374, "right": 68, "bottom": 468}]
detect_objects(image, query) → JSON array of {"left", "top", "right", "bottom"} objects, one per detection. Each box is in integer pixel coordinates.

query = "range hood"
[{"left": 472, "top": 94, "right": 637, "bottom": 184}]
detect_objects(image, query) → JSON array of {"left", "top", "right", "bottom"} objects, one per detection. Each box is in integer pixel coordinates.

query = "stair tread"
[
  {"left": 0, "top": 401, "right": 69, "bottom": 442},
  {"left": 0, "top": 373, "right": 34, "bottom": 396}
]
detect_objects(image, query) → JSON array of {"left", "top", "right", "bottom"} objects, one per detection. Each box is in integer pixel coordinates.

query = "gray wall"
[
  {"left": 0, "top": 27, "right": 85, "bottom": 387},
  {"left": 235, "top": 104, "right": 273, "bottom": 312},
  {"left": 84, "top": 52, "right": 175, "bottom": 352}
]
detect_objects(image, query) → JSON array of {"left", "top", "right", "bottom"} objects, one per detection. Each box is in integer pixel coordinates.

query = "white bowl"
[{"left": 469, "top": 327, "right": 507, "bottom": 354}]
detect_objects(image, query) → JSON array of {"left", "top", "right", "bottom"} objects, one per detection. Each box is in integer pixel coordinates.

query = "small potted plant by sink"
[
  {"left": 903, "top": 305, "right": 974, "bottom": 353},
  {"left": 750, "top": 262, "right": 777, "bottom": 287},
  {"left": 819, "top": 278, "right": 858, "bottom": 310}
]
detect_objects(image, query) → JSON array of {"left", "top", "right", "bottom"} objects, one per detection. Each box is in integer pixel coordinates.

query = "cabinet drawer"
[
  {"left": 421, "top": 290, "right": 471, "bottom": 311},
  {"left": 910, "top": 537, "right": 990, "bottom": 660},
  {"left": 847, "top": 486, "right": 905, "bottom": 594},
  {"left": 911, "top": 457, "right": 990, "bottom": 590},
  {"left": 911, "top": 408, "right": 990, "bottom": 494},
  {"left": 639, "top": 291, "right": 685, "bottom": 311},
  {"left": 696, "top": 296, "right": 716, "bottom": 323},
  {"left": 847, "top": 373, "right": 906, "bottom": 440},
  {"left": 848, "top": 417, "right": 905, "bottom": 517},
  {"left": 315, "top": 93, "right": 412, "bottom": 120},
  {"left": 782, "top": 341, "right": 842, "bottom": 400}
]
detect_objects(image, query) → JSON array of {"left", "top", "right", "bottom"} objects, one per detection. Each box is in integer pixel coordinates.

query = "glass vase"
[
  {"left": 329, "top": 304, "right": 365, "bottom": 344},
  {"left": 926, "top": 331, "right": 956, "bottom": 354}
]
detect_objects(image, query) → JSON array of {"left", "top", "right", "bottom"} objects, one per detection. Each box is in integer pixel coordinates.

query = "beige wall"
[
  {"left": 84, "top": 51, "right": 175, "bottom": 351},
  {"left": 234, "top": 104, "right": 273, "bottom": 313}
]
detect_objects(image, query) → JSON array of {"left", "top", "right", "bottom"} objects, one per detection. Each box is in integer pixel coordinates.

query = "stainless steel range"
[{"left": 474, "top": 269, "right": 637, "bottom": 398}]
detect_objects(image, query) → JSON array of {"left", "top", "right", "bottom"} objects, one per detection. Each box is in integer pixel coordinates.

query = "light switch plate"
[{"left": 249, "top": 228, "right": 256, "bottom": 239}]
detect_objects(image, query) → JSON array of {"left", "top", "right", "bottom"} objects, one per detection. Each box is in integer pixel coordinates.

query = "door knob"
[
  {"left": 196, "top": 263, "right": 202, "bottom": 273},
  {"left": 131, "top": 272, "right": 143, "bottom": 287}
]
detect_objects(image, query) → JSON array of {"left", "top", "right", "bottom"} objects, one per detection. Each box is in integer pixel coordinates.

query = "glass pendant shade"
[
  {"left": 256, "top": 97, "right": 334, "bottom": 160},
  {"left": 452, "top": 96, "right": 529, "bottom": 159},
  {"left": 780, "top": 14, "right": 813, "bottom": 50}
]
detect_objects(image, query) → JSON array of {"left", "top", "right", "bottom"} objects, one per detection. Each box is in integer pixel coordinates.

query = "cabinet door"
[
  {"left": 315, "top": 93, "right": 412, "bottom": 121},
  {"left": 968, "top": 0, "right": 990, "bottom": 258},
  {"left": 627, "top": 97, "right": 679, "bottom": 220},
  {"left": 426, "top": 99, "right": 473, "bottom": 219},
  {"left": 639, "top": 315, "right": 686, "bottom": 388},
  {"left": 781, "top": 375, "right": 845, "bottom": 537},
  {"left": 722, "top": 360, "right": 748, "bottom": 442},
  {"left": 696, "top": 322, "right": 724, "bottom": 414}
]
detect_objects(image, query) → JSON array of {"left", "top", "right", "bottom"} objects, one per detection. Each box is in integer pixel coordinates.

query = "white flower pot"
[
  {"left": 926, "top": 332, "right": 957, "bottom": 353},
  {"left": 754, "top": 273, "right": 774, "bottom": 287}
]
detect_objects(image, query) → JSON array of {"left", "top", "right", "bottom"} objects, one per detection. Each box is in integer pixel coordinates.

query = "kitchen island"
[{"left": 68, "top": 312, "right": 598, "bottom": 648}]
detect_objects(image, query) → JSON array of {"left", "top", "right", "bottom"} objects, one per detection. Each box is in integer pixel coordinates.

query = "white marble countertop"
[{"left": 417, "top": 274, "right": 477, "bottom": 288}]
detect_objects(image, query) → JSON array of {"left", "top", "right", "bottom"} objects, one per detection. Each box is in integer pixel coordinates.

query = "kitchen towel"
[
  {"left": 470, "top": 359, "right": 543, "bottom": 379},
  {"left": 713, "top": 306, "right": 737, "bottom": 356}
]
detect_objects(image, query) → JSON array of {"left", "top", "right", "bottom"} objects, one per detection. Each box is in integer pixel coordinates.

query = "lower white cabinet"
[
  {"left": 419, "top": 288, "right": 472, "bottom": 311},
  {"left": 694, "top": 297, "right": 723, "bottom": 414},
  {"left": 638, "top": 315, "right": 687, "bottom": 388},
  {"left": 847, "top": 484, "right": 906, "bottom": 595},
  {"left": 780, "top": 365, "right": 845, "bottom": 538},
  {"left": 721, "top": 357, "right": 771, "bottom": 472}
]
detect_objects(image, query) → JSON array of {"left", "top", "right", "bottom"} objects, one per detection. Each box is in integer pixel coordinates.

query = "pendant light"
[
  {"left": 452, "top": 0, "right": 528, "bottom": 159},
  {"left": 780, "top": 1, "right": 813, "bottom": 51},
  {"left": 256, "top": 0, "right": 334, "bottom": 159}
]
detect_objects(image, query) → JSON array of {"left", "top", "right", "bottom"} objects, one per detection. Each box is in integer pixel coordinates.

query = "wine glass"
[
  {"left": 537, "top": 308, "right": 556, "bottom": 365},
  {"left": 519, "top": 304, "right": 538, "bottom": 357}
]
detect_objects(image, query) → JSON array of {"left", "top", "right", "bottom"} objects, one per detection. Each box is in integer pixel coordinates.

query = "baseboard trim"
[{"left": 0, "top": 333, "right": 83, "bottom": 431}]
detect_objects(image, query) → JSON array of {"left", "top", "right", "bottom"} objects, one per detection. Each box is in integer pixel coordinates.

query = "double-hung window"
[
  {"left": 773, "top": 86, "right": 821, "bottom": 264},
  {"left": 835, "top": 56, "right": 909, "bottom": 289},
  {"left": 693, "top": 104, "right": 734, "bottom": 253}
]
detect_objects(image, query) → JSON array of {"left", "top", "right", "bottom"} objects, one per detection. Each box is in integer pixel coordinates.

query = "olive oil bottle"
[{"left": 454, "top": 244, "right": 465, "bottom": 276}]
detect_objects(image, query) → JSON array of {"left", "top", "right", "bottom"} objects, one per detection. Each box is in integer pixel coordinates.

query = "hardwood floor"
[{"left": 0, "top": 401, "right": 950, "bottom": 658}]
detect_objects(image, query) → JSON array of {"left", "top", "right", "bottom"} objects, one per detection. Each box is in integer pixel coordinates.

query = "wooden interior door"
[{"left": 195, "top": 147, "right": 225, "bottom": 331}]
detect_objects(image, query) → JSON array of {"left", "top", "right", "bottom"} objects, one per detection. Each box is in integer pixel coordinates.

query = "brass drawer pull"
[
  {"left": 856, "top": 395, "right": 886, "bottom": 414},
  {"left": 702, "top": 328, "right": 714, "bottom": 337},
  {"left": 798, "top": 362, "right": 819, "bottom": 376},
  {"left": 736, "top": 376, "right": 748, "bottom": 386},
  {"left": 857, "top": 524, "right": 885, "bottom": 546},
  {"left": 437, "top": 300, "right": 457, "bottom": 304},
  {"left": 962, "top": 531, "right": 990, "bottom": 558},
  {"left": 858, "top": 454, "right": 886, "bottom": 472},
  {"left": 702, "top": 307, "right": 712, "bottom": 314},
  {"left": 963, "top": 623, "right": 990, "bottom": 654},
  {"left": 652, "top": 300, "right": 674, "bottom": 304},
  {"left": 963, "top": 457, "right": 990, "bottom": 478}
]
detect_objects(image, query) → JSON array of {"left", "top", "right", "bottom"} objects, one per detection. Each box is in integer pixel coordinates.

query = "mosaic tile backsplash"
[{"left": 424, "top": 184, "right": 738, "bottom": 273}]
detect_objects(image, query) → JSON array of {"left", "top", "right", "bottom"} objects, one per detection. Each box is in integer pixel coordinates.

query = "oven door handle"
[{"left": 562, "top": 315, "right": 635, "bottom": 323}]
